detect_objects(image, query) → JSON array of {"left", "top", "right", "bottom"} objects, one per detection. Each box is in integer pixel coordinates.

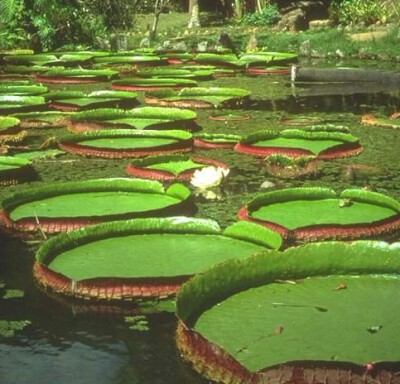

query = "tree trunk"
[
  {"left": 234, "top": 0, "right": 243, "bottom": 19},
  {"left": 150, "top": 0, "right": 164, "bottom": 40},
  {"left": 188, "top": 0, "right": 200, "bottom": 28}
]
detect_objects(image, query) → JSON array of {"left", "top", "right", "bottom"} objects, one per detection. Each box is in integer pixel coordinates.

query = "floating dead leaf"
[{"left": 334, "top": 283, "right": 347, "bottom": 291}]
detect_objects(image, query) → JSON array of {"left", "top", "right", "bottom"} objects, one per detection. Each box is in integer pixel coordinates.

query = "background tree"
[{"left": 188, "top": 0, "right": 200, "bottom": 28}]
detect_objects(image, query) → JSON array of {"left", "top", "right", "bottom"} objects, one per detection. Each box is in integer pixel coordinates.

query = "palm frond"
[{"left": 0, "top": 0, "right": 17, "bottom": 22}]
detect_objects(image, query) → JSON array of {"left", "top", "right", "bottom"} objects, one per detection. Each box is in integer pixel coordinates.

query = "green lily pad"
[
  {"left": 146, "top": 87, "right": 251, "bottom": 109},
  {"left": 70, "top": 107, "right": 197, "bottom": 131},
  {"left": 2, "top": 178, "right": 191, "bottom": 223},
  {"left": 237, "top": 129, "right": 361, "bottom": 157},
  {"left": 244, "top": 187, "right": 400, "bottom": 233},
  {"left": 58, "top": 129, "right": 192, "bottom": 157},
  {"left": 0, "top": 85, "right": 48, "bottom": 96},
  {"left": 112, "top": 78, "right": 198, "bottom": 90},
  {"left": 0, "top": 95, "right": 47, "bottom": 113},
  {"left": 127, "top": 154, "right": 228, "bottom": 179},
  {"left": 34, "top": 218, "right": 281, "bottom": 302},
  {"left": 137, "top": 68, "right": 214, "bottom": 80},
  {"left": 94, "top": 55, "right": 164, "bottom": 65},
  {"left": 177, "top": 241, "right": 400, "bottom": 378}
]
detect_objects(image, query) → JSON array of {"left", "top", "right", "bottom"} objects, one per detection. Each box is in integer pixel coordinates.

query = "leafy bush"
[
  {"left": 330, "top": 0, "right": 393, "bottom": 25},
  {"left": 0, "top": 0, "right": 140, "bottom": 51},
  {"left": 241, "top": 5, "right": 279, "bottom": 27}
]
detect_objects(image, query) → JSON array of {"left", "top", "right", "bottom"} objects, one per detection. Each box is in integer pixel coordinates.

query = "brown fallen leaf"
[
  {"left": 274, "top": 326, "right": 284, "bottom": 335},
  {"left": 334, "top": 283, "right": 347, "bottom": 291}
]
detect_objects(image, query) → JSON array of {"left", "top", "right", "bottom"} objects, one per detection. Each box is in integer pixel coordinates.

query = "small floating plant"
[{"left": 264, "top": 154, "right": 319, "bottom": 179}]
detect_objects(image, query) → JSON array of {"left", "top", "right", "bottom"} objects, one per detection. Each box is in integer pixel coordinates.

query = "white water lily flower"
[{"left": 190, "top": 166, "right": 229, "bottom": 189}]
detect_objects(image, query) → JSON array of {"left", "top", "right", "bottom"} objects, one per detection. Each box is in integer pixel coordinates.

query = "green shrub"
[
  {"left": 241, "top": 5, "right": 279, "bottom": 27},
  {"left": 330, "top": 0, "right": 393, "bottom": 25}
]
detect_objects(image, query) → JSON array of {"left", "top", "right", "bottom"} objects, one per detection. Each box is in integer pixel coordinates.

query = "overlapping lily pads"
[
  {"left": 69, "top": 107, "right": 198, "bottom": 132},
  {"left": 194, "top": 54, "right": 245, "bottom": 68},
  {"left": 94, "top": 55, "right": 164, "bottom": 66},
  {"left": 58, "top": 129, "right": 193, "bottom": 158},
  {"left": 238, "top": 187, "right": 400, "bottom": 242},
  {"left": 4, "top": 53, "right": 93, "bottom": 66},
  {"left": 136, "top": 68, "right": 214, "bottom": 81},
  {"left": 12, "top": 111, "right": 72, "bottom": 128},
  {"left": 0, "top": 116, "right": 21, "bottom": 135},
  {"left": 46, "top": 90, "right": 139, "bottom": 112},
  {"left": 33, "top": 217, "right": 282, "bottom": 301},
  {"left": 0, "top": 178, "right": 192, "bottom": 238},
  {"left": 0, "top": 156, "right": 35, "bottom": 186},
  {"left": 176, "top": 241, "right": 400, "bottom": 384},
  {"left": 194, "top": 133, "right": 241, "bottom": 149},
  {"left": 0, "top": 85, "right": 48, "bottom": 95},
  {"left": 36, "top": 69, "right": 119, "bottom": 83},
  {"left": 0, "top": 95, "right": 47, "bottom": 114},
  {"left": 126, "top": 154, "right": 228, "bottom": 180},
  {"left": 235, "top": 129, "right": 362, "bottom": 158},
  {"left": 145, "top": 87, "right": 251, "bottom": 109},
  {"left": 111, "top": 78, "right": 198, "bottom": 91},
  {"left": 240, "top": 51, "right": 298, "bottom": 66}
]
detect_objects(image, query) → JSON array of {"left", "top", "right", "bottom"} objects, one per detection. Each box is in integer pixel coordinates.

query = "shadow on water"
[{"left": 249, "top": 83, "right": 400, "bottom": 113}]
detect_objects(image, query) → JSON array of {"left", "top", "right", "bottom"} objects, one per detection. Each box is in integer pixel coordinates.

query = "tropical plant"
[
  {"left": 241, "top": 4, "right": 279, "bottom": 26},
  {"left": 330, "top": 0, "right": 393, "bottom": 25}
]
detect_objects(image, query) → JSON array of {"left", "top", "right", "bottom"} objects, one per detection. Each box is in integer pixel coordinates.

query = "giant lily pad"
[
  {"left": 235, "top": 129, "right": 362, "bottom": 159},
  {"left": 238, "top": 187, "right": 400, "bottom": 242},
  {"left": 240, "top": 52, "right": 298, "bottom": 66},
  {"left": 194, "top": 133, "right": 241, "bottom": 149},
  {"left": 33, "top": 218, "right": 281, "bottom": 301},
  {"left": 0, "top": 85, "right": 48, "bottom": 95},
  {"left": 3, "top": 65, "right": 66, "bottom": 74},
  {"left": 160, "top": 53, "right": 195, "bottom": 64},
  {"left": 136, "top": 68, "right": 214, "bottom": 81},
  {"left": 247, "top": 66, "right": 290, "bottom": 76},
  {"left": 0, "top": 156, "right": 35, "bottom": 186},
  {"left": 58, "top": 129, "right": 193, "bottom": 158},
  {"left": 0, "top": 116, "right": 20, "bottom": 135},
  {"left": 94, "top": 55, "right": 164, "bottom": 66},
  {"left": 4, "top": 53, "right": 93, "bottom": 66},
  {"left": 12, "top": 111, "right": 72, "bottom": 128},
  {"left": 36, "top": 69, "right": 119, "bottom": 83},
  {"left": 176, "top": 241, "right": 400, "bottom": 384},
  {"left": 0, "top": 178, "right": 192, "bottom": 238},
  {"left": 68, "top": 107, "right": 198, "bottom": 133},
  {"left": 361, "top": 114, "right": 400, "bottom": 129},
  {"left": 0, "top": 95, "right": 47, "bottom": 114},
  {"left": 126, "top": 154, "right": 228, "bottom": 180},
  {"left": 47, "top": 90, "right": 139, "bottom": 112},
  {"left": 182, "top": 65, "right": 235, "bottom": 77},
  {"left": 145, "top": 87, "right": 251, "bottom": 109},
  {"left": 111, "top": 78, "right": 198, "bottom": 91},
  {"left": 194, "top": 54, "right": 245, "bottom": 68}
]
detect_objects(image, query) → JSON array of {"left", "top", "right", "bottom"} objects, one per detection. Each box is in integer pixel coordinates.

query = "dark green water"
[{"left": 2, "top": 63, "right": 400, "bottom": 384}]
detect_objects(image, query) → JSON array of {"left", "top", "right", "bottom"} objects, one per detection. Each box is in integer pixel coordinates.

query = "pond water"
[{"left": 1, "top": 59, "right": 400, "bottom": 384}]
